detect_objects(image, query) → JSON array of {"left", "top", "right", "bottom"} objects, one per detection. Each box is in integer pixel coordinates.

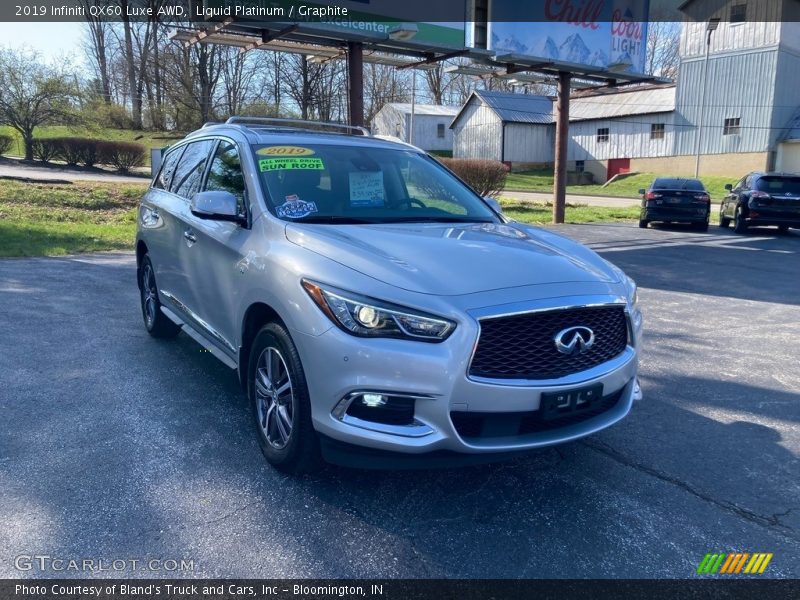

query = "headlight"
[
  {"left": 301, "top": 280, "right": 456, "bottom": 342},
  {"left": 626, "top": 277, "right": 643, "bottom": 336}
]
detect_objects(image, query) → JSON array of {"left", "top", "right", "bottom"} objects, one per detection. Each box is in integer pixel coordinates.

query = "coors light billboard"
[{"left": 488, "top": 0, "right": 649, "bottom": 74}]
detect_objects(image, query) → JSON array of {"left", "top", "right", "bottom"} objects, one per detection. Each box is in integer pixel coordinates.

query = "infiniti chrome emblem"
[{"left": 554, "top": 326, "right": 595, "bottom": 356}]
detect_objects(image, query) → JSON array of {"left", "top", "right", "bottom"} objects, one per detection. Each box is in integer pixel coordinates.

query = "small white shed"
[{"left": 371, "top": 103, "right": 459, "bottom": 153}]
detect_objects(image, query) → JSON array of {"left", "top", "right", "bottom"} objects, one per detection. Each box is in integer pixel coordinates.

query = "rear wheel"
[
  {"left": 778, "top": 225, "right": 789, "bottom": 234},
  {"left": 695, "top": 222, "right": 709, "bottom": 232},
  {"left": 733, "top": 206, "right": 748, "bottom": 234},
  {"left": 638, "top": 219, "right": 649, "bottom": 229},
  {"left": 139, "top": 256, "right": 180, "bottom": 338},
  {"left": 249, "top": 322, "right": 321, "bottom": 474}
]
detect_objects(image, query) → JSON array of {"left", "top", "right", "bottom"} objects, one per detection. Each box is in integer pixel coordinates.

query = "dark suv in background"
[
  {"left": 638, "top": 177, "right": 711, "bottom": 231},
  {"left": 720, "top": 172, "right": 800, "bottom": 234}
]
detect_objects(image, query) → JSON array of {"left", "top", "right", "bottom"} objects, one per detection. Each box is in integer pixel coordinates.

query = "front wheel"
[
  {"left": 719, "top": 210, "right": 731, "bottom": 228},
  {"left": 733, "top": 206, "right": 748, "bottom": 234},
  {"left": 249, "top": 322, "right": 321, "bottom": 474},
  {"left": 139, "top": 256, "right": 180, "bottom": 338}
]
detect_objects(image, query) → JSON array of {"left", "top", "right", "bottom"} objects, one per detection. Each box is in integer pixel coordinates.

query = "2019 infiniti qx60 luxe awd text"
[{"left": 136, "top": 117, "right": 643, "bottom": 473}]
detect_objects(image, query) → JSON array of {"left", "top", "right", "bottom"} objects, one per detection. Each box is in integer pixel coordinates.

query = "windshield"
[
  {"left": 652, "top": 178, "right": 705, "bottom": 191},
  {"left": 756, "top": 176, "right": 800, "bottom": 195},
  {"left": 253, "top": 144, "right": 498, "bottom": 224}
]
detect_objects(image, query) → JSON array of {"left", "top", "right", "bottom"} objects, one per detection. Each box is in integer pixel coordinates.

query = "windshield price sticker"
[
  {"left": 349, "top": 171, "right": 385, "bottom": 207},
  {"left": 259, "top": 157, "right": 324, "bottom": 171},
  {"left": 276, "top": 195, "right": 318, "bottom": 219},
  {"left": 257, "top": 146, "right": 315, "bottom": 156}
]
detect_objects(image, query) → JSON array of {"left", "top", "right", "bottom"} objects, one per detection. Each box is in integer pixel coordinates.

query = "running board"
[{"left": 160, "top": 306, "right": 237, "bottom": 370}]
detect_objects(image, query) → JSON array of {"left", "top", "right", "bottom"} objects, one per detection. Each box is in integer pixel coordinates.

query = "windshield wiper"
[
  {"left": 381, "top": 216, "right": 495, "bottom": 224},
  {"left": 289, "top": 215, "right": 378, "bottom": 224}
]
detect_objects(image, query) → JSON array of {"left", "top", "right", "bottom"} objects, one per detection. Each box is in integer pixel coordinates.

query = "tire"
[
  {"left": 733, "top": 206, "right": 748, "bottom": 234},
  {"left": 139, "top": 255, "right": 181, "bottom": 338},
  {"left": 638, "top": 219, "right": 649, "bottom": 229},
  {"left": 778, "top": 225, "right": 789, "bottom": 234},
  {"left": 719, "top": 213, "right": 730, "bottom": 228},
  {"left": 695, "top": 222, "right": 709, "bottom": 232},
  {"left": 248, "top": 321, "right": 321, "bottom": 474}
]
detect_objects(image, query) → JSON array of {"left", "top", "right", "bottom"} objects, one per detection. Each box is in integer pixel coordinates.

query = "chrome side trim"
[
  {"left": 160, "top": 289, "right": 237, "bottom": 355},
  {"left": 466, "top": 299, "right": 632, "bottom": 387}
]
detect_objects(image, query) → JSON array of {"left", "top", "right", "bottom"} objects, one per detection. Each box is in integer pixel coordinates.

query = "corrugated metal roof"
[
  {"left": 383, "top": 103, "right": 460, "bottom": 117},
  {"left": 569, "top": 86, "right": 676, "bottom": 121},
  {"left": 473, "top": 90, "right": 554, "bottom": 124}
]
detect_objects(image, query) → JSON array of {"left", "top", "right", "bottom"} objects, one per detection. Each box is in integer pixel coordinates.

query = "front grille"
[
  {"left": 469, "top": 305, "right": 628, "bottom": 380},
  {"left": 451, "top": 388, "right": 624, "bottom": 440}
]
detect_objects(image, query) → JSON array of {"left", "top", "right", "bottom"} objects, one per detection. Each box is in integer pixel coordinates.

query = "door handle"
[{"left": 183, "top": 230, "right": 197, "bottom": 244}]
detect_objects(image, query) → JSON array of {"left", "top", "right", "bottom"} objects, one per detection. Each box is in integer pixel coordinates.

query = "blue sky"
[{"left": 0, "top": 22, "right": 85, "bottom": 64}]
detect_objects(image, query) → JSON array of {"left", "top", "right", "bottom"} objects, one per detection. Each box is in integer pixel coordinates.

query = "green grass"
[
  {"left": 499, "top": 198, "right": 640, "bottom": 225},
  {"left": 0, "top": 179, "right": 147, "bottom": 257},
  {"left": 0, "top": 125, "right": 184, "bottom": 166},
  {"left": 503, "top": 170, "right": 737, "bottom": 201}
]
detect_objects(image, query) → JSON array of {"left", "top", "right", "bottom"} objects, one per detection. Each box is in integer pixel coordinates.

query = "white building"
[
  {"left": 451, "top": 3, "right": 800, "bottom": 182},
  {"left": 371, "top": 103, "right": 459, "bottom": 153}
]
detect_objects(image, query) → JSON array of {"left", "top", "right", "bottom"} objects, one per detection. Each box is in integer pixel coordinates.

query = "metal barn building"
[
  {"left": 371, "top": 103, "right": 459, "bottom": 153},
  {"left": 451, "top": 3, "right": 800, "bottom": 181},
  {"left": 451, "top": 90, "right": 554, "bottom": 164}
]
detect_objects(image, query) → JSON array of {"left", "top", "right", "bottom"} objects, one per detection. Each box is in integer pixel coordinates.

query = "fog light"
[{"left": 361, "top": 393, "right": 387, "bottom": 407}]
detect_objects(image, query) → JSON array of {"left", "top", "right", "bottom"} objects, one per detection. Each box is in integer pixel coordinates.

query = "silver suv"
[{"left": 136, "top": 117, "right": 643, "bottom": 473}]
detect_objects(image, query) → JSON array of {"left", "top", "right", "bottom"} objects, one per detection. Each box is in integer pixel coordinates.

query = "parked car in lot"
[
  {"left": 638, "top": 177, "right": 711, "bottom": 230},
  {"left": 720, "top": 172, "right": 800, "bottom": 234},
  {"left": 135, "top": 117, "right": 643, "bottom": 473}
]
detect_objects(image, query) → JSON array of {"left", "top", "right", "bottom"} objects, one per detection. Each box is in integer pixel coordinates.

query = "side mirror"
[
  {"left": 484, "top": 196, "right": 503, "bottom": 214},
  {"left": 724, "top": 183, "right": 733, "bottom": 191},
  {"left": 190, "top": 191, "right": 243, "bottom": 223},
  {"left": 638, "top": 188, "right": 646, "bottom": 195}
]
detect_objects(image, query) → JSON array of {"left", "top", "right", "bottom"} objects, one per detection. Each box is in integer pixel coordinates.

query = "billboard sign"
[
  {"left": 488, "top": 0, "right": 649, "bottom": 74},
  {"left": 204, "top": 1, "right": 466, "bottom": 48}
]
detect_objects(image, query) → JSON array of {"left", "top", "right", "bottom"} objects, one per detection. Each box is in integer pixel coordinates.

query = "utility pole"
[
  {"left": 694, "top": 19, "right": 720, "bottom": 178},
  {"left": 409, "top": 68, "right": 416, "bottom": 144},
  {"left": 553, "top": 71, "right": 571, "bottom": 224}
]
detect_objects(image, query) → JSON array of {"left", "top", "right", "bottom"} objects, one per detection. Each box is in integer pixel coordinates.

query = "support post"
[
  {"left": 347, "top": 41, "right": 364, "bottom": 127},
  {"left": 553, "top": 71, "right": 571, "bottom": 224}
]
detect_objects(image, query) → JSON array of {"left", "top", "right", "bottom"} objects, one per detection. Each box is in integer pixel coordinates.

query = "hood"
[{"left": 285, "top": 221, "right": 619, "bottom": 296}]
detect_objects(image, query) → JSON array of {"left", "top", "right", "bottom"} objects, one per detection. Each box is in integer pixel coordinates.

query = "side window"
[
  {"left": 170, "top": 140, "right": 214, "bottom": 199},
  {"left": 153, "top": 146, "right": 185, "bottom": 190},
  {"left": 734, "top": 177, "right": 746, "bottom": 191},
  {"left": 205, "top": 140, "right": 246, "bottom": 214}
]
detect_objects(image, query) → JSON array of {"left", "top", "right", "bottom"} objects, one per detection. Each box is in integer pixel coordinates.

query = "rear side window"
[
  {"left": 153, "top": 146, "right": 185, "bottom": 190},
  {"left": 170, "top": 140, "right": 214, "bottom": 199},
  {"left": 205, "top": 141, "right": 246, "bottom": 214},
  {"left": 652, "top": 178, "right": 705, "bottom": 191},
  {"left": 756, "top": 177, "right": 800, "bottom": 195}
]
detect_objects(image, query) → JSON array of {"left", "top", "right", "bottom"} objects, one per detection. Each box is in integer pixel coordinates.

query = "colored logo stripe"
[{"left": 698, "top": 553, "right": 773, "bottom": 574}]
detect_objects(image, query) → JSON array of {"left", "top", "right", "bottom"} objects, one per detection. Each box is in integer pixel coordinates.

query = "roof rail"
[
  {"left": 224, "top": 116, "right": 370, "bottom": 136},
  {"left": 201, "top": 121, "right": 222, "bottom": 128}
]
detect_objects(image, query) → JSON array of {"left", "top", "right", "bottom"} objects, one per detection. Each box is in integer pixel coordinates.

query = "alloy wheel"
[{"left": 254, "top": 347, "right": 294, "bottom": 449}]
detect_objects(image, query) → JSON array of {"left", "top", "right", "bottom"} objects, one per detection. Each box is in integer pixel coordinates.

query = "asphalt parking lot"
[{"left": 1, "top": 224, "right": 798, "bottom": 578}]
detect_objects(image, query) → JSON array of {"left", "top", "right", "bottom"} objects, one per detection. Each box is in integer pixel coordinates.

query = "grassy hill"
[{"left": 0, "top": 126, "right": 184, "bottom": 165}]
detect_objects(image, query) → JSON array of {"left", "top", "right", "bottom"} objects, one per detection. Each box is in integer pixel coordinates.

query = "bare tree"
[
  {"left": 82, "top": 9, "right": 112, "bottom": 104},
  {"left": 363, "top": 63, "right": 410, "bottom": 125},
  {"left": 0, "top": 49, "right": 79, "bottom": 159},
  {"left": 646, "top": 20, "right": 681, "bottom": 78}
]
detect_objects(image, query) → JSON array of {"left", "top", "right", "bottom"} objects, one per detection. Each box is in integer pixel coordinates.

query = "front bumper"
[{"left": 293, "top": 296, "right": 641, "bottom": 461}]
